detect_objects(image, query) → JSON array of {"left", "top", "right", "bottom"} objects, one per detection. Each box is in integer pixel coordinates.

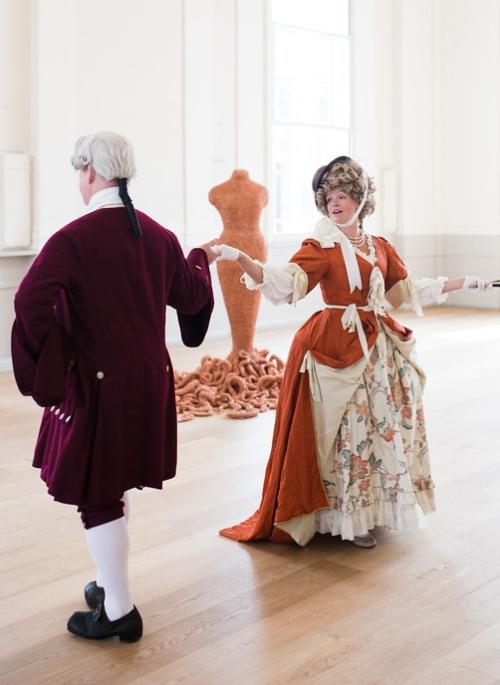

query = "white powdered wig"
[{"left": 71, "top": 131, "right": 136, "bottom": 180}]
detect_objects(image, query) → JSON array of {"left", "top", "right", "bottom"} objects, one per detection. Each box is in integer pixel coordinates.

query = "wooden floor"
[{"left": 1, "top": 307, "right": 500, "bottom": 685}]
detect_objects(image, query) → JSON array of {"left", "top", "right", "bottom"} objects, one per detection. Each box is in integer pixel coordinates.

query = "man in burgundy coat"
[{"left": 11, "top": 132, "right": 218, "bottom": 642}]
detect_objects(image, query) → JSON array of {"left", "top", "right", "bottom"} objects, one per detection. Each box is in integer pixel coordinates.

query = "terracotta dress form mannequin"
[
  {"left": 211, "top": 169, "right": 267, "bottom": 355},
  {"left": 175, "top": 170, "right": 284, "bottom": 420}
]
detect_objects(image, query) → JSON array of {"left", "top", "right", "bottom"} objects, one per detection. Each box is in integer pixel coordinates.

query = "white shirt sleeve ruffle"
[
  {"left": 385, "top": 274, "right": 448, "bottom": 315},
  {"left": 413, "top": 276, "right": 449, "bottom": 306},
  {"left": 241, "top": 261, "right": 308, "bottom": 305}
]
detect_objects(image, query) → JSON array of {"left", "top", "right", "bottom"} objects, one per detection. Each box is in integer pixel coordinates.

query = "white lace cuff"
[
  {"left": 241, "top": 261, "right": 308, "bottom": 305},
  {"left": 385, "top": 275, "right": 448, "bottom": 315},
  {"left": 415, "top": 276, "right": 448, "bottom": 306}
]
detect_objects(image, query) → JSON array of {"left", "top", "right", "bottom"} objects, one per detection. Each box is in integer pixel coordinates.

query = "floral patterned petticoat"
[{"left": 315, "top": 327, "right": 436, "bottom": 540}]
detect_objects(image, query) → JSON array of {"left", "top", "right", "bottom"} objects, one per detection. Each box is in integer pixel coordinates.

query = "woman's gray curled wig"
[
  {"left": 315, "top": 158, "right": 376, "bottom": 224},
  {"left": 71, "top": 131, "right": 136, "bottom": 180}
]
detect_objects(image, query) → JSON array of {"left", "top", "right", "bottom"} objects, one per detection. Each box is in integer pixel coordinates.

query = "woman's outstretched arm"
[{"left": 214, "top": 244, "right": 264, "bottom": 283}]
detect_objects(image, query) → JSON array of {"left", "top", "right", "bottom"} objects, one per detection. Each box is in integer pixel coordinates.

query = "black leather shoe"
[
  {"left": 84, "top": 581, "right": 105, "bottom": 610},
  {"left": 67, "top": 604, "right": 143, "bottom": 642}
]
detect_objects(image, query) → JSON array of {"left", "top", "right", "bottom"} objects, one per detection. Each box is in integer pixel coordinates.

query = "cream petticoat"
[{"left": 314, "top": 325, "right": 435, "bottom": 540}]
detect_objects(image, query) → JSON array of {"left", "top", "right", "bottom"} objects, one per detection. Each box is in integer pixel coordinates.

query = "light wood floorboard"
[{"left": 1, "top": 307, "right": 500, "bottom": 684}]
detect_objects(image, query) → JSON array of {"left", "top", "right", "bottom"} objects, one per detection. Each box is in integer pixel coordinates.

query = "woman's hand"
[
  {"left": 462, "top": 276, "right": 491, "bottom": 291},
  {"left": 443, "top": 276, "right": 493, "bottom": 294},
  {"left": 211, "top": 243, "right": 264, "bottom": 284},
  {"left": 213, "top": 244, "right": 240, "bottom": 261},
  {"left": 199, "top": 239, "right": 221, "bottom": 265}
]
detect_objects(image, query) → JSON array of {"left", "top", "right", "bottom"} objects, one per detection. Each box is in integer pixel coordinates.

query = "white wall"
[
  {"left": 0, "top": 0, "right": 31, "bottom": 151},
  {"left": 351, "top": 0, "right": 500, "bottom": 309},
  {"left": 1, "top": 0, "right": 500, "bottom": 369},
  {"left": 394, "top": 0, "right": 500, "bottom": 307},
  {"left": 438, "top": 0, "right": 500, "bottom": 237},
  {"left": 0, "top": 0, "right": 34, "bottom": 368},
  {"left": 75, "top": 0, "right": 187, "bottom": 236},
  {"left": 31, "top": 0, "right": 78, "bottom": 246},
  {"left": 350, "top": 0, "right": 402, "bottom": 249}
]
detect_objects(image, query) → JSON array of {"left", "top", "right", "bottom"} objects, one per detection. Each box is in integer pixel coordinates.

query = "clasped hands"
[{"left": 200, "top": 240, "right": 240, "bottom": 264}]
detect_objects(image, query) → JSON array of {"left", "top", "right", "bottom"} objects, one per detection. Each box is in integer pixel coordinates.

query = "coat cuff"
[{"left": 176, "top": 248, "right": 214, "bottom": 347}]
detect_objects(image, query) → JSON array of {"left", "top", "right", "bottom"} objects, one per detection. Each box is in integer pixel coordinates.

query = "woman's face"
[{"left": 326, "top": 187, "right": 358, "bottom": 224}]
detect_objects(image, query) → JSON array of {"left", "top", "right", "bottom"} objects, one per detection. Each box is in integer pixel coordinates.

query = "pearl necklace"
[
  {"left": 353, "top": 233, "right": 375, "bottom": 264},
  {"left": 335, "top": 224, "right": 375, "bottom": 261},
  {"left": 344, "top": 229, "right": 367, "bottom": 247}
]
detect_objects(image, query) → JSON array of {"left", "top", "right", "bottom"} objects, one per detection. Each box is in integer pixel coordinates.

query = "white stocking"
[
  {"left": 95, "top": 492, "right": 130, "bottom": 587},
  {"left": 85, "top": 516, "right": 134, "bottom": 621}
]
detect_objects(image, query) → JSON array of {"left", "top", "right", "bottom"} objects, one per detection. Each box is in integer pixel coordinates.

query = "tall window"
[{"left": 271, "top": 0, "right": 351, "bottom": 235}]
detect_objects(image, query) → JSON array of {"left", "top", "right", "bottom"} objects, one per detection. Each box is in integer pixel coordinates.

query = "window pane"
[
  {"left": 274, "top": 27, "right": 350, "bottom": 127},
  {"left": 272, "top": 124, "right": 350, "bottom": 234},
  {"left": 272, "top": 0, "right": 349, "bottom": 36}
]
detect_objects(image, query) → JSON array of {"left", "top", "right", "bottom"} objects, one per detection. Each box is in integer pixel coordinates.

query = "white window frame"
[{"left": 266, "top": 0, "right": 354, "bottom": 246}]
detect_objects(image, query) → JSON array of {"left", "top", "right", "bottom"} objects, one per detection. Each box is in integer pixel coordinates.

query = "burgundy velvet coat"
[{"left": 11, "top": 208, "right": 213, "bottom": 507}]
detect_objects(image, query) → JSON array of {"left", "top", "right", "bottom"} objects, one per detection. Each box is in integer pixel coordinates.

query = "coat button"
[
  {"left": 166, "top": 364, "right": 170, "bottom": 373},
  {"left": 195, "top": 265, "right": 202, "bottom": 270},
  {"left": 96, "top": 371, "right": 104, "bottom": 379}
]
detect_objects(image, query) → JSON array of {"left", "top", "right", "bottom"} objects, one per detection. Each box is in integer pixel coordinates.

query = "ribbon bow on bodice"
[{"left": 324, "top": 266, "right": 389, "bottom": 363}]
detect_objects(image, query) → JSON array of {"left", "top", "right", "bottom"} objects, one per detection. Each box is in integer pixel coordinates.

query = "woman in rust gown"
[{"left": 216, "top": 156, "right": 489, "bottom": 549}]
